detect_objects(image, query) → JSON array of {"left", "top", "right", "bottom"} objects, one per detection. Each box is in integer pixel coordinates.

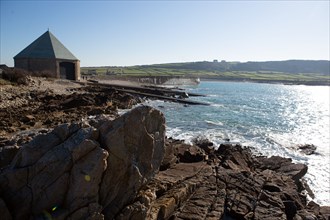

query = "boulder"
[
  {"left": 160, "top": 139, "right": 178, "bottom": 171},
  {"left": 217, "top": 144, "right": 255, "bottom": 171},
  {"left": 0, "top": 106, "right": 166, "bottom": 220},
  {"left": 256, "top": 156, "right": 308, "bottom": 182},
  {"left": 98, "top": 106, "right": 165, "bottom": 219},
  {"left": 192, "top": 136, "right": 214, "bottom": 154},
  {"left": 0, "top": 123, "right": 108, "bottom": 220},
  {"left": 0, "top": 145, "right": 19, "bottom": 168},
  {"left": 298, "top": 144, "right": 317, "bottom": 155},
  {"left": 175, "top": 143, "right": 205, "bottom": 163},
  {"left": 0, "top": 198, "right": 12, "bottom": 220}
]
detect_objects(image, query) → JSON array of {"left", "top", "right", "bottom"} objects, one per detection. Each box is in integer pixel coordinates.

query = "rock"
[
  {"left": 65, "top": 143, "right": 108, "bottom": 213},
  {"left": 0, "top": 122, "right": 107, "bottom": 220},
  {"left": 0, "top": 100, "right": 327, "bottom": 220},
  {"left": 277, "top": 163, "right": 308, "bottom": 183},
  {"left": 295, "top": 210, "right": 318, "bottom": 220},
  {"left": 319, "top": 206, "right": 330, "bottom": 219},
  {"left": 98, "top": 106, "right": 165, "bottom": 219},
  {"left": 256, "top": 155, "right": 292, "bottom": 170},
  {"left": 10, "top": 123, "right": 82, "bottom": 167},
  {"left": 160, "top": 140, "right": 178, "bottom": 171},
  {"left": 149, "top": 162, "right": 216, "bottom": 220},
  {"left": 20, "top": 114, "right": 35, "bottom": 123},
  {"left": 113, "top": 141, "right": 328, "bottom": 220},
  {"left": 178, "top": 92, "right": 189, "bottom": 99},
  {"left": 0, "top": 145, "right": 19, "bottom": 168},
  {"left": 175, "top": 143, "right": 206, "bottom": 163},
  {"left": 0, "top": 106, "right": 166, "bottom": 219},
  {"left": 192, "top": 136, "right": 214, "bottom": 154},
  {"left": 298, "top": 144, "right": 317, "bottom": 155},
  {"left": 68, "top": 203, "right": 104, "bottom": 220},
  {"left": 256, "top": 156, "right": 308, "bottom": 182},
  {"left": 0, "top": 198, "right": 12, "bottom": 220},
  {"left": 60, "top": 95, "right": 95, "bottom": 109},
  {"left": 217, "top": 144, "right": 255, "bottom": 171}
]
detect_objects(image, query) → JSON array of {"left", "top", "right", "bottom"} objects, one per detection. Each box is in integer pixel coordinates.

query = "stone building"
[{"left": 14, "top": 31, "right": 80, "bottom": 80}]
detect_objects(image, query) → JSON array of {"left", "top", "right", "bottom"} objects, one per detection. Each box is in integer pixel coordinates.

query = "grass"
[{"left": 81, "top": 65, "right": 330, "bottom": 85}]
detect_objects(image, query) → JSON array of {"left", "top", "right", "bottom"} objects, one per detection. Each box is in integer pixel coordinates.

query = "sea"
[{"left": 145, "top": 81, "right": 330, "bottom": 206}]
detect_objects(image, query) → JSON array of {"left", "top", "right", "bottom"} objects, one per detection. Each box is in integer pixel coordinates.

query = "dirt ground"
[{"left": 0, "top": 77, "right": 141, "bottom": 146}]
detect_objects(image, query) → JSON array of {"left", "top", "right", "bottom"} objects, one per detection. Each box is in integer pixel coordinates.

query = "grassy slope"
[{"left": 81, "top": 61, "right": 330, "bottom": 85}]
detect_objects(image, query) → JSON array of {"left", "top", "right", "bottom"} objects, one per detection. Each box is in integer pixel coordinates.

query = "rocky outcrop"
[
  {"left": 116, "top": 143, "right": 330, "bottom": 220},
  {"left": 0, "top": 105, "right": 329, "bottom": 220},
  {"left": 297, "top": 144, "right": 317, "bottom": 155},
  {"left": 0, "top": 84, "right": 141, "bottom": 137},
  {"left": 0, "top": 106, "right": 165, "bottom": 220},
  {"left": 98, "top": 106, "right": 165, "bottom": 219}
]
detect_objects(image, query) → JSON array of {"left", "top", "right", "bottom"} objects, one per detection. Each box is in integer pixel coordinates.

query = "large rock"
[
  {"left": 0, "top": 198, "right": 12, "bottom": 220},
  {"left": 0, "top": 123, "right": 108, "bottom": 220},
  {"left": 0, "top": 145, "right": 19, "bottom": 169},
  {"left": 256, "top": 156, "right": 308, "bottom": 182},
  {"left": 115, "top": 141, "right": 330, "bottom": 220},
  {"left": 0, "top": 106, "right": 166, "bottom": 220},
  {"left": 98, "top": 106, "right": 165, "bottom": 219}
]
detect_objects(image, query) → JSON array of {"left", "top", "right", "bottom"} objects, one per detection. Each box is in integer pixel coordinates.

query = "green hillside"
[{"left": 81, "top": 60, "right": 330, "bottom": 85}]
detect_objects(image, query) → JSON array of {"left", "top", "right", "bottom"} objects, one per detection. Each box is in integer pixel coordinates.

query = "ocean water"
[{"left": 146, "top": 81, "right": 330, "bottom": 205}]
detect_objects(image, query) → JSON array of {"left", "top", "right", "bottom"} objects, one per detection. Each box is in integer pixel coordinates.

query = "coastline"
[
  {"left": 199, "top": 76, "right": 330, "bottom": 86},
  {"left": 0, "top": 77, "right": 329, "bottom": 219},
  {"left": 151, "top": 80, "right": 330, "bottom": 206}
]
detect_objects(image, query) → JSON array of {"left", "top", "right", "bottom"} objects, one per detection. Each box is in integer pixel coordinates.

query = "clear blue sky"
[{"left": 1, "top": 1, "right": 329, "bottom": 67}]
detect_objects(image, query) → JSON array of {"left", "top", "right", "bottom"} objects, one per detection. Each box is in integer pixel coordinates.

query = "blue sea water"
[{"left": 146, "top": 81, "right": 330, "bottom": 205}]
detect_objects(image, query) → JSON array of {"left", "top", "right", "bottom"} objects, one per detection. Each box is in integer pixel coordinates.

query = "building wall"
[
  {"left": 14, "top": 58, "right": 57, "bottom": 77},
  {"left": 15, "top": 58, "right": 80, "bottom": 80},
  {"left": 14, "top": 59, "right": 28, "bottom": 70}
]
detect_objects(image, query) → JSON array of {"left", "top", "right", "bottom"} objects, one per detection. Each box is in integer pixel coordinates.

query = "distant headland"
[{"left": 81, "top": 60, "right": 330, "bottom": 86}]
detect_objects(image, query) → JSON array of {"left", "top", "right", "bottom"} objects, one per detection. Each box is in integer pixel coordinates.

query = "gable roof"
[{"left": 14, "top": 31, "right": 78, "bottom": 60}]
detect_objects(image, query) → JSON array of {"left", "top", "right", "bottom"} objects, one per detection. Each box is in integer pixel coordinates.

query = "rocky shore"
[
  {"left": 0, "top": 78, "right": 140, "bottom": 139},
  {"left": 0, "top": 78, "right": 329, "bottom": 219}
]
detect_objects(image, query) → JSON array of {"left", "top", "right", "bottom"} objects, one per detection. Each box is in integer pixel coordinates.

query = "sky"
[{"left": 0, "top": 1, "right": 329, "bottom": 67}]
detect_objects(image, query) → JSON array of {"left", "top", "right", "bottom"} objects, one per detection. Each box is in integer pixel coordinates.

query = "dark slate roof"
[{"left": 14, "top": 31, "right": 78, "bottom": 60}]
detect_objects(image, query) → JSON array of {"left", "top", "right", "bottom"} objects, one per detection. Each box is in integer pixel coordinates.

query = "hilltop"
[{"left": 82, "top": 60, "right": 330, "bottom": 86}]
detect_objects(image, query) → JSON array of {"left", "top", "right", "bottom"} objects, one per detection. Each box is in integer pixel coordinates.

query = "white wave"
[
  {"left": 205, "top": 120, "right": 223, "bottom": 126},
  {"left": 210, "top": 103, "right": 224, "bottom": 108}
]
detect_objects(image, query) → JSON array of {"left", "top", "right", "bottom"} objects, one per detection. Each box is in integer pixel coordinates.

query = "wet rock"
[
  {"left": 298, "top": 144, "right": 317, "bottom": 155},
  {"left": 256, "top": 156, "right": 308, "bottom": 182},
  {"left": 192, "top": 136, "right": 214, "bottom": 154}
]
